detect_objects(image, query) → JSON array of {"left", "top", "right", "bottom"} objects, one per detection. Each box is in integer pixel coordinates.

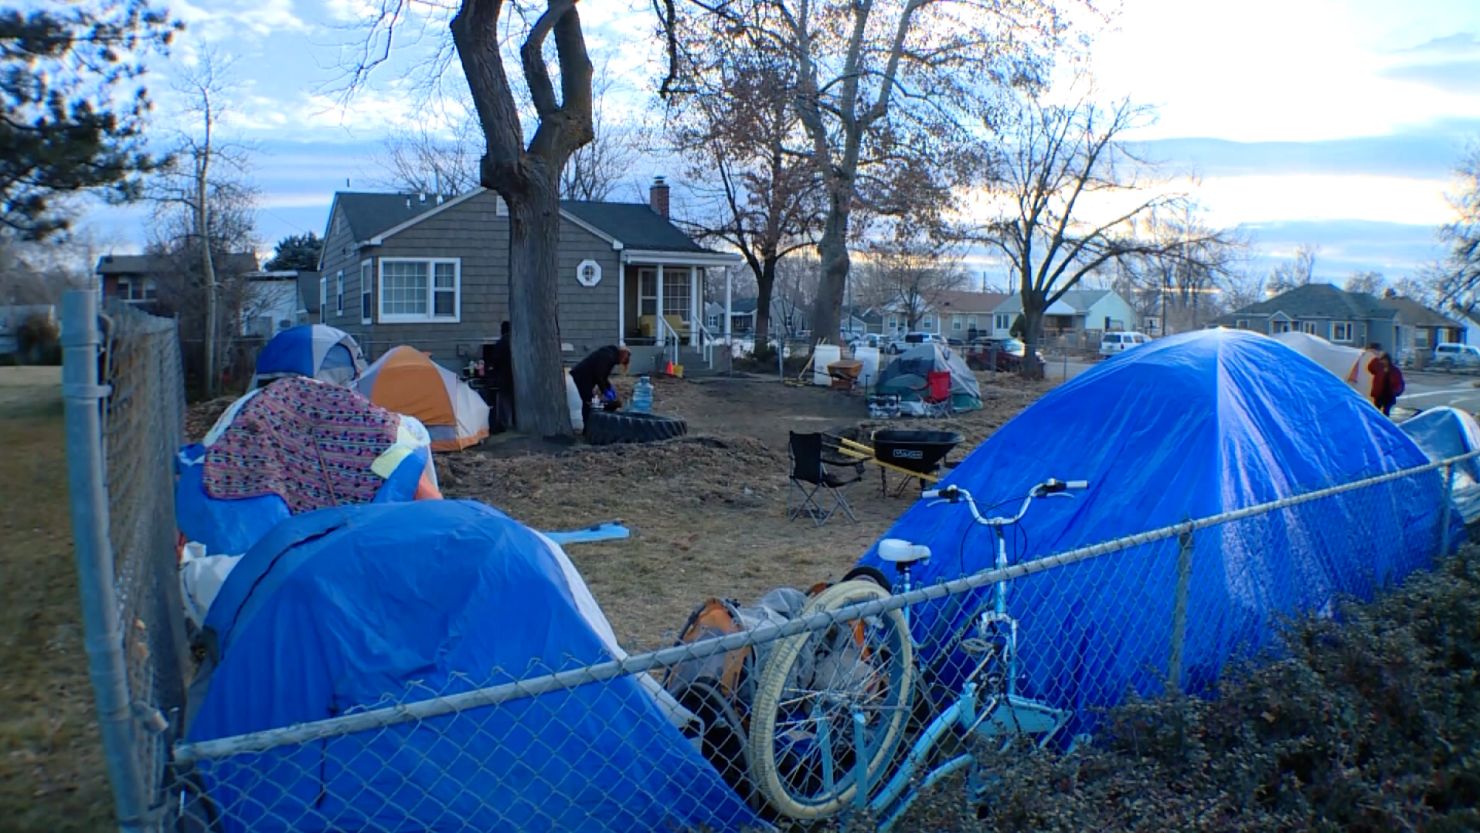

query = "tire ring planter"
[{"left": 584, "top": 410, "right": 688, "bottom": 445}]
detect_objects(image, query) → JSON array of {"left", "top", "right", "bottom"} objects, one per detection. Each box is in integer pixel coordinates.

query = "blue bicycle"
[{"left": 746, "top": 478, "right": 1086, "bottom": 826}]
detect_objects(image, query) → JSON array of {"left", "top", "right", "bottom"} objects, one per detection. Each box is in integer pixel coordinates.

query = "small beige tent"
[{"left": 1271, "top": 331, "right": 1375, "bottom": 399}]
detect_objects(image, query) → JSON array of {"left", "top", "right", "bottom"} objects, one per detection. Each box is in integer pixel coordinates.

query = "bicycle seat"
[{"left": 878, "top": 538, "right": 931, "bottom": 565}]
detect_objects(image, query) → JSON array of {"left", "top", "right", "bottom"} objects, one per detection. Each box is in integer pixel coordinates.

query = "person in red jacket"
[{"left": 1367, "top": 346, "right": 1405, "bottom": 416}]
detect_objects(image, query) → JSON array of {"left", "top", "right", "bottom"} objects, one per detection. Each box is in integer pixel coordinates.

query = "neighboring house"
[
  {"left": 295, "top": 270, "right": 321, "bottom": 324},
  {"left": 934, "top": 291, "right": 1009, "bottom": 340},
  {"left": 94, "top": 252, "right": 261, "bottom": 316},
  {"left": 240, "top": 271, "right": 303, "bottom": 339},
  {"left": 1216, "top": 283, "right": 1463, "bottom": 361},
  {"left": 729, "top": 296, "right": 811, "bottom": 338},
  {"left": 992, "top": 289, "right": 1137, "bottom": 338},
  {"left": 316, "top": 180, "right": 739, "bottom": 365}
]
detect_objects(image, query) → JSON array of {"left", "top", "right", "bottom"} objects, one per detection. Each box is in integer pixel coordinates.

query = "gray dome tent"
[{"left": 875, "top": 343, "right": 982, "bottom": 412}]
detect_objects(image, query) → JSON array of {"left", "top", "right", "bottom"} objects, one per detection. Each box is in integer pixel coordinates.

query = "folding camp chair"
[
  {"left": 917, "top": 369, "right": 953, "bottom": 418},
  {"left": 787, "top": 432, "right": 864, "bottom": 526}
]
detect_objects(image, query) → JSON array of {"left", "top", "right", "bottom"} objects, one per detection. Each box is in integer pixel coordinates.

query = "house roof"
[
  {"left": 95, "top": 252, "right": 259, "bottom": 276},
  {"left": 1222, "top": 283, "right": 1395, "bottom": 322},
  {"left": 335, "top": 192, "right": 462, "bottom": 241},
  {"left": 328, "top": 190, "right": 715, "bottom": 255},
  {"left": 1377, "top": 295, "right": 1462, "bottom": 329},
  {"left": 933, "top": 291, "right": 1009, "bottom": 314},
  {"left": 559, "top": 201, "right": 708, "bottom": 253}
]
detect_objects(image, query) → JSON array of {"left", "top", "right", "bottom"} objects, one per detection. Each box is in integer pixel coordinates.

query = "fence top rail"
[{"left": 172, "top": 448, "right": 1480, "bottom": 764}]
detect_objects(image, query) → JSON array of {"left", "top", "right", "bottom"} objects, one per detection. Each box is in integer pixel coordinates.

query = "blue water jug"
[{"left": 632, "top": 376, "right": 654, "bottom": 413}]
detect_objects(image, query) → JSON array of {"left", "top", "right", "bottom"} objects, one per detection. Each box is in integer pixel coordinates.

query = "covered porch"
[{"left": 617, "top": 250, "right": 742, "bottom": 350}]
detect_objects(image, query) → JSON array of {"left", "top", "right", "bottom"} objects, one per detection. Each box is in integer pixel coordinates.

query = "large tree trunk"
[
  {"left": 1018, "top": 293, "right": 1046, "bottom": 381},
  {"left": 810, "top": 198, "right": 851, "bottom": 347},
  {"left": 754, "top": 255, "right": 777, "bottom": 349},
  {"left": 507, "top": 167, "right": 573, "bottom": 437}
]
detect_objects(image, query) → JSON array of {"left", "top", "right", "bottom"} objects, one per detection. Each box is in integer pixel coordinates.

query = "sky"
[{"left": 72, "top": 0, "right": 1480, "bottom": 288}]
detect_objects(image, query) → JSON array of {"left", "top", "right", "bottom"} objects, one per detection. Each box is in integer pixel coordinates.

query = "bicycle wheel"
[{"left": 747, "top": 579, "right": 915, "bottom": 819}]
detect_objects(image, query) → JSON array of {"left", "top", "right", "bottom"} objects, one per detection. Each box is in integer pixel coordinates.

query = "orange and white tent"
[{"left": 354, "top": 346, "right": 489, "bottom": 451}]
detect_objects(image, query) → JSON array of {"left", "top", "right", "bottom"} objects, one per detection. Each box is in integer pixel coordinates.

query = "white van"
[
  {"left": 1099, "top": 331, "right": 1150, "bottom": 357},
  {"left": 1432, "top": 342, "right": 1480, "bottom": 368}
]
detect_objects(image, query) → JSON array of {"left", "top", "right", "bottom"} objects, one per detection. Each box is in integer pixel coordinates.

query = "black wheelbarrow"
[{"left": 836, "top": 429, "right": 964, "bottom": 497}]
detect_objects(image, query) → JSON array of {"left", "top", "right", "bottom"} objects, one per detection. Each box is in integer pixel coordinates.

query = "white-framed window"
[
  {"left": 920, "top": 313, "right": 936, "bottom": 332},
  {"left": 335, "top": 271, "right": 344, "bottom": 316},
  {"left": 663, "top": 276, "right": 691, "bottom": 323},
  {"left": 378, "top": 258, "right": 461, "bottom": 323},
  {"left": 1271, "top": 320, "right": 1292, "bottom": 334},
  {"left": 360, "top": 260, "right": 373, "bottom": 324},
  {"left": 1301, "top": 321, "right": 1319, "bottom": 335},
  {"left": 1416, "top": 328, "right": 1432, "bottom": 347},
  {"left": 951, "top": 315, "right": 963, "bottom": 332},
  {"left": 116, "top": 277, "right": 158, "bottom": 303},
  {"left": 994, "top": 313, "right": 1010, "bottom": 331},
  {"left": 1332, "top": 321, "right": 1353, "bottom": 343},
  {"left": 966, "top": 315, "right": 978, "bottom": 333},
  {"left": 576, "top": 259, "right": 602, "bottom": 287},
  {"left": 1234, "top": 318, "right": 1250, "bottom": 330}
]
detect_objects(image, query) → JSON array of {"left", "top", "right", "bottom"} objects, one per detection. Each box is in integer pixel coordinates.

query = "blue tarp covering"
[
  {"left": 1400, "top": 406, "right": 1480, "bottom": 524},
  {"left": 185, "top": 500, "right": 762, "bottom": 833},
  {"left": 857, "top": 329, "right": 1451, "bottom": 732}
]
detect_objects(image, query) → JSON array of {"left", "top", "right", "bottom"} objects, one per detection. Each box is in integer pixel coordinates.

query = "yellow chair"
[{"left": 638, "top": 314, "right": 690, "bottom": 340}]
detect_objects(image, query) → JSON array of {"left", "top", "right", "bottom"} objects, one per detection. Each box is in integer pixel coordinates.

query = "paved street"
[{"left": 1398, "top": 371, "right": 1480, "bottom": 415}]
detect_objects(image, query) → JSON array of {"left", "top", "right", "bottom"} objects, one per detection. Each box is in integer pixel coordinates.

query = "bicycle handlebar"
[{"left": 922, "top": 478, "right": 1087, "bottom": 527}]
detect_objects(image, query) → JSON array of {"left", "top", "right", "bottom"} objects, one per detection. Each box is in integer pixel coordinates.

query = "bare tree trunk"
[
  {"left": 754, "top": 255, "right": 777, "bottom": 349},
  {"left": 195, "top": 126, "right": 217, "bottom": 397},
  {"left": 811, "top": 196, "right": 850, "bottom": 346},
  {"left": 1019, "top": 300, "right": 1045, "bottom": 381},
  {"left": 505, "top": 168, "right": 571, "bottom": 436}
]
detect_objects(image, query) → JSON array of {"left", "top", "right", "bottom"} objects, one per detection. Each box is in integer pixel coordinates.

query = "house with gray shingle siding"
[
  {"left": 316, "top": 182, "right": 738, "bottom": 370},
  {"left": 1214, "top": 283, "right": 1462, "bottom": 361}
]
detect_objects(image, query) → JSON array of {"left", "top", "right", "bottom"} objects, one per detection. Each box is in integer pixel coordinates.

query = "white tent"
[{"left": 1271, "top": 331, "right": 1375, "bottom": 399}]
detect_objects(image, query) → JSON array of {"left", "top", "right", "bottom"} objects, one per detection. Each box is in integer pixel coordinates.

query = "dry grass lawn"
[
  {"left": 0, "top": 366, "right": 114, "bottom": 832},
  {"left": 437, "top": 371, "right": 1051, "bottom": 652}
]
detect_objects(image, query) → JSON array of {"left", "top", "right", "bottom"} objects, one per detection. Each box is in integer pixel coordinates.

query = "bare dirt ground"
[
  {"left": 437, "top": 370, "right": 1051, "bottom": 652},
  {"left": 0, "top": 366, "right": 113, "bottom": 832}
]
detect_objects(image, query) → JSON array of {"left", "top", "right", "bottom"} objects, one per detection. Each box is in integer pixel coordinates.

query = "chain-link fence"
[
  {"left": 160, "top": 454, "right": 1467, "bottom": 832},
  {"left": 63, "top": 292, "right": 190, "bottom": 832},
  {"left": 62, "top": 281, "right": 1473, "bottom": 831}
]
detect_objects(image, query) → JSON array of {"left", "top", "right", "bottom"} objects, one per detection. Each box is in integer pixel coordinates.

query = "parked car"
[
  {"left": 848, "top": 333, "right": 886, "bottom": 354},
  {"left": 1431, "top": 342, "right": 1480, "bottom": 368},
  {"left": 1100, "top": 331, "right": 1151, "bottom": 357},
  {"left": 899, "top": 332, "right": 946, "bottom": 351},
  {"left": 965, "top": 337, "right": 1041, "bottom": 371}
]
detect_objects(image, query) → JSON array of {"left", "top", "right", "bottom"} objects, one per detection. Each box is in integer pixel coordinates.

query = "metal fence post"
[
  {"left": 1441, "top": 462, "right": 1456, "bottom": 555},
  {"left": 61, "top": 291, "right": 149, "bottom": 832},
  {"left": 1167, "top": 528, "right": 1194, "bottom": 693}
]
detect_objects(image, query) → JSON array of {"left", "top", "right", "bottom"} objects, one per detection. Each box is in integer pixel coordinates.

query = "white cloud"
[
  {"left": 1191, "top": 173, "right": 1453, "bottom": 227},
  {"left": 173, "top": 0, "right": 311, "bottom": 40}
]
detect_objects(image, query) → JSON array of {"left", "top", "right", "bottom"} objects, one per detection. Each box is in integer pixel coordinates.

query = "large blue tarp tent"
[
  {"left": 857, "top": 329, "right": 1451, "bottom": 733},
  {"left": 184, "top": 500, "right": 762, "bottom": 833}
]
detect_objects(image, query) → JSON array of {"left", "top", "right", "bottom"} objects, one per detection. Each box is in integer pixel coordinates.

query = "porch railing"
[{"left": 656, "top": 315, "right": 682, "bottom": 370}]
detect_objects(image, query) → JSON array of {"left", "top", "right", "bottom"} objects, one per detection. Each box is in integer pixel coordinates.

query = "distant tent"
[
  {"left": 1400, "top": 406, "right": 1480, "bottom": 524},
  {"left": 875, "top": 343, "right": 982, "bottom": 411},
  {"left": 856, "top": 329, "right": 1451, "bottom": 735},
  {"left": 355, "top": 346, "right": 489, "bottom": 451},
  {"left": 183, "top": 500, "right": 763, "bottom": 833},
  {"left": 252, "top": 324, "right": 365, "bottom": 388},
  {"left": 1270, "top": 330, "right": 1374, "bottom": 398}
]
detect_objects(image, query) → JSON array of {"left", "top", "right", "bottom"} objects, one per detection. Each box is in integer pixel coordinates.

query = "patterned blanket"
[{"left": 203, "top": 377, "right": 401, "bottom": 513}]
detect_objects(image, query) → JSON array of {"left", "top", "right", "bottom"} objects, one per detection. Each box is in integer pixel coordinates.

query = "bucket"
[{"left": 812, "top": 344, "right": 841, "bottom": 386}]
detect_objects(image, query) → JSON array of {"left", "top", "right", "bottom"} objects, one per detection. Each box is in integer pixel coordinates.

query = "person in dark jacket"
[
  {"left": 570, "top": 345, "right": 630, "bottom": 428},
  {"left": 483, "top": 321, "right": 514, "bottom": 431},
  {"left": 1367, "top": 347, "right": 1405, "bottom": 416}
]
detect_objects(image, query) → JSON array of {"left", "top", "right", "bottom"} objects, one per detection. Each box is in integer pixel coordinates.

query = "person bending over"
[{"left": 570, "top": 345, "right": 630, "bottom": 428}]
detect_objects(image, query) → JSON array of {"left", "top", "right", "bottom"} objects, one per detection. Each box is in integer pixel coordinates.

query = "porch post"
[
  {"left": 656, "top": 263, "right": 665, "bottom": 331},
  {"left": 617, "top": 261, "right": 625, "bottom": 345},
  {"left": 690, "top": 266, "right": 700, "bottom": 347},
  {"left": 724, "top": 267, "right": 733, "bottom": 347}
]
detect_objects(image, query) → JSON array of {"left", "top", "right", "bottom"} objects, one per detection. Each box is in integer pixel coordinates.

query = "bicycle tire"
[{"left": 746, "top": 579, "right": 915, "bottom": 820}]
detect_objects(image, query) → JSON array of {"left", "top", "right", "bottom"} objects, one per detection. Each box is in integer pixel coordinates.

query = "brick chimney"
[{"left": 649, "top": 176, "right": 670, "bottom": 219}]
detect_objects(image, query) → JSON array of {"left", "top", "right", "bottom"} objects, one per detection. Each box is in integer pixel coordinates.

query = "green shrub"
[{"left": 15, "top": 313, "right": 61, "bottom": 365}]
